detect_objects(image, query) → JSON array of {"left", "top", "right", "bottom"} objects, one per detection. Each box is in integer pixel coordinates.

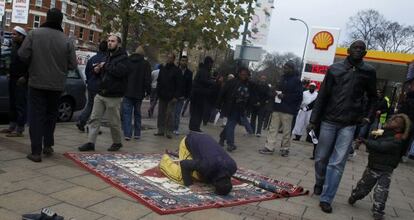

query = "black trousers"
[
  {"left": 189, "top": 97, "right": 205, "bottom": 132},
  {"left": 8, "top": 79, "right": 27, "bottom": 130},
  {"left": 250, "top": 106, "right": 266, "bottom": 134},
  {"left": 28, "top": 88, "right": 61, "bottom": 155}
]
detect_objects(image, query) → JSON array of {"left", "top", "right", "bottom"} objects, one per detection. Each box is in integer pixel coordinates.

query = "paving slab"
[
  {"left": 0, "top": 208, "right": 22, "bottom": 220},
  {"left": 0, "top": 189, "right": 60, "bottom": 214},
  {"left": 15, "top": 175, "right": 76, "bottom": 194},
  {"left": 50, "top": 186, "right": 113, "bottom": 208},
  {"left": 87, "top": 197, "right": 152, "bottom": 219},
  {"left": 183, "top": 209, "right": 244, "bottom": 220},
  {"left": 47, "top": 202, "right": 103, "bottom": 220},
  {"left": 37, "top": 165, "right": 88, "bottom": 179},
  {"left": 68, "top": 174, "right": 110, "bottom": 190}
]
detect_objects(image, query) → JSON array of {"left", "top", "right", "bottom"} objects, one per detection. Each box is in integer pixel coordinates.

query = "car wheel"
[{"left": 58, "top": 98, "right": 74, "bottom": 122}]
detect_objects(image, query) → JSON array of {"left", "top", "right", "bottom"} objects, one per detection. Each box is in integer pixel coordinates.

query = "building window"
[
  {"left": 92, "top": 15, "right": 96, "bottom": 23},
  {"left": 78, "top": 27, "right": 84, "bottom": 39},
  {"left": 71, "top": 6, "right": 76, "bottom": 16},
  {"left": 5, "top": 12, "right": 11, "bottom": 26},
  {"left": 50, "top": 0, "right": 56, "bottom": 8},
  {"left": 69, "top": 24, "right": 75, "bottom": 36},
  {"left": 80, "top": 8, "right": 86, "bottom": 19},
  {"left": 89, "top": 30, "right": 94, "bottom": 42},
  {"left": 33, "top": 15, "right": 41, "bottom": 28},
  {"left": 35, "top": 0, "right": 42, "bottom": 7},
  {"left": 61, "top": 2, "right": 67, "bottom": 14}
]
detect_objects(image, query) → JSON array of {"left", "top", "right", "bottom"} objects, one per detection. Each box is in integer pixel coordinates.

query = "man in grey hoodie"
[{"left": 18, "top": 8, "right": 77, "bottom": 162}]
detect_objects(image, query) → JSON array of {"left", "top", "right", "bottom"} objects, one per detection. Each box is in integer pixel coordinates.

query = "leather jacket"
[{"left": 310, "top": 58, "right": 377, "bottom": 126}]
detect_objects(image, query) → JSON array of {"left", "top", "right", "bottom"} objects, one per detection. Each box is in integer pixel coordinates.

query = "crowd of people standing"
[{"left": 1, "top": 8, "right": 414, "bottom": 220}]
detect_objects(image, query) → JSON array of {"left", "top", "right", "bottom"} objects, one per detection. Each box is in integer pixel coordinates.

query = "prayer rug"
[{"left": 64, "top": 152, "right": 308, "bottom": 214}]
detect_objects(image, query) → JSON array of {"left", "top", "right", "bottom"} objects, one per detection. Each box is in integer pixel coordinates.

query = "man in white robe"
[{"left": 292, "top": 83, "right": 318, "bottom": 140}]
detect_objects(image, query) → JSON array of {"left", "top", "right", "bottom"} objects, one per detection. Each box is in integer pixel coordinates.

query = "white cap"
[
  {"left": 13, "top": 26, "right": 27, "bottom": 36},
  {"left": 309, "top": 82, "right": 317, "bottom": 87}
]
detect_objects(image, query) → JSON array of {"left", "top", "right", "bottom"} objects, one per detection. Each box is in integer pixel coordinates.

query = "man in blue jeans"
[
  {"left": 217, "top": 67, "right": 251, "bottom": 152},
  {"left": 308, "top": 40, "right": 377, "bottom": 213},
  {"left": 121, "top": 46, "right": 151, "bottom": 140}
]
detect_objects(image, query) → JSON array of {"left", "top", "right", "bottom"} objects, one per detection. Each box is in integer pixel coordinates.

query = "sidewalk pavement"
[{"left": 0, "top": 117, "right": 414, "bottom": 220}]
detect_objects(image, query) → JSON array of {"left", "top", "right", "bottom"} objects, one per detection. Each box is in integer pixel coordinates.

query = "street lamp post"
[{"left": 290, "top": 17, "right": 309, "bottom": 73}]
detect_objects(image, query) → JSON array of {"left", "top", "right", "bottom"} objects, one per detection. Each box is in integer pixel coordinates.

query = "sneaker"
[
  {"left": 43, "top": 146, "right": 54, "bottom": 156},
  {"left": 154, "top": 132, "right": 164, "bottom": 136},
  {"left": 319, "top": 202, "right": 332, "bottom": 213},
  {"left": 6, "top": 132, "right": 23, "bottom": 137},
  {"left": 26, "top": 154, "right": 42, "bottom": 163},
  {"left": 134, "top": 136, "right": 141, "bottom": 140},
  {"left": 22, "top": 208, "right": 64, "bottom": 220},
  {"left": 78, "top": 142, "right": 95, "bottom": 151},
  {"left": 280, "top": 149, "right": 289, "bottom": 157},
  {"left": 258, "top": 148, "right": 275, "bottom": 155},
  {"left": 256, "top": 133, "right": 261, "bottom": 137},
  {"left": 108, "top": 143, "right": 122, "bottom": 151},
  {"left": 348, "top": 196, "right": 357, "bottom": 205},
  {"left": 348, "top": 151, "right": 357, "bottom": 160},
  {"left": 314, "top": 185, "right": 322, "bottom": 195},
  {"left": 227, "top": 144, "right": 237, "bottom": 152},
  {"left": 125, "top": 137, "right": 131, "bottom": 141}
]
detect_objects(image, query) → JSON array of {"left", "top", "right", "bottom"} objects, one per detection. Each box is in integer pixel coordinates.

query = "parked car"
[{"left": 0, "top": 47, "right": 86, "bottom": 122}]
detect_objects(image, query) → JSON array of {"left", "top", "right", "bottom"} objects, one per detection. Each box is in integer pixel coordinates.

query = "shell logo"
[{"left": 312, "top": 31, "right": 334, "bottom": 50}]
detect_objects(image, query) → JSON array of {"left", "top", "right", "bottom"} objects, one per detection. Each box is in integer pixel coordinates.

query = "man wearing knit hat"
[
  {"left": 0, "top": 26, "right": 28, "bottom": 137},
  {"left": 18, "top": 8, "right": 77, "bottom": 162}
]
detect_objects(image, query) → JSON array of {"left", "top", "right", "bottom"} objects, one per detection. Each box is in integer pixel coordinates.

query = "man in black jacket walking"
[
  {"left": 76, "top": 41, "right": 107, "bottom": 132},
  {"left": 308, "top": 40, "right": 377, "bottom": 213},
  {"left": 189, "top": 57, "right": 215, "bottom": 132},
  {"left": 79, "top": 35, "right": 129, "bottom": 152},
  {"left": 154, "top": 53, "right": 181, "bottom": 139},
  {"left": 174, "top": 56, "right": 193, "bottom": 135},
  {"left": 121, "top": 46, "right": 151, "bottom": 140}
]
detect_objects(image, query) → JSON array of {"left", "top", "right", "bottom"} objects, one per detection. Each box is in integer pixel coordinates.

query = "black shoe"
[
  {"left": 22, "top": 208, "right": 64, "bottom": 220},
  {"left": 319, "top": 202, "right": 332, "bottom": 213},
  {"left": 76, "top": 122, "right": 85, "bottom": 132},
  {"left": 27, "top": 154, "right": 42, "bottom": 163},
  {"left": 258, "top": 148, "right": 275, "bottom": 155},
  {"left": 309, "top": 156, "right": 315, "bottom": 160},
  {"left": 227, "top": 144, "right": 237, "bottom": 152},
  {"left": 348, "top": 196, "right": 357, "bottom": 205},
  {"left": 154, "top": 132, "right": 164, "bottom": 136},
  {"left": 314, "top": 185, "right": 322, "bottom": 195},
  {"left": 108, "top": 143, "right": 122, "bottom": 151},
  {"left": 43, "top": 146, "right": 54, "bottom": 156},
  {"left": 78, "top": 142, "right": 95, "bottom": 151},
  {"left": 166, "top": 134, "right": 172, "bottom": 139},
  {"left": 219, "top": 138, "right": 225, "bottom": 146},
  {"left": 373, "top": 213, "right": 384, "bottom": 220}
]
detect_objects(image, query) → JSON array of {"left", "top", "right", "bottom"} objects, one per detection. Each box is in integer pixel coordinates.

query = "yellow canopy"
[{"left": 336, "top": 47, "right": 414, "bottom": 66}]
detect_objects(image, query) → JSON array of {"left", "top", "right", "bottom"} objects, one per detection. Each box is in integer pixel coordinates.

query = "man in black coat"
[
  {"left": 250, "top": 75, "right": 272, "bottom": 137},
  {"left": 76, "top": 41, "right": 107, "bottom": 132},
  {"left": 217, "top": 67, "right": 251, "bottom": 152},
  {"left": 121, "top": 46, "right": 151, "bottom": 140},
  {"left": 79, "top": 35, "right": 129, "bottom": 152},
  {"left": 189, "top": 56, "right": 215, "bottom": 132},
  {"left": 258, "top": 61, "right": 303, "bottom": 157},
  {"left": 154, "top": 53, "right": 181, "bottom": 139},
  {"left": 308, "top": 40, "right": 377, "bottom": 213},
  {"left": 174, "top": 56, "right": 193, "bottom": 134},
  {"left": 0, "top": 26, "right": 28, "bottom": 137}
]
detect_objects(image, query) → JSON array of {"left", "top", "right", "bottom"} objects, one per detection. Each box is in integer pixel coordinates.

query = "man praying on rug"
[{"left": 159, "top": 132, "right": 237, "bottom": 195}]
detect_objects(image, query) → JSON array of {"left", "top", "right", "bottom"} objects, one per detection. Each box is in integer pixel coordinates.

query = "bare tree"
[
  {"left": 376, "top": 22, "right": 414, "bottom": 53},
  {"left": 346, "top": 9, "right": 386, "bottom": 50},
  {"left": 346, "top": 9, "right": 414, "bottom": 53}
]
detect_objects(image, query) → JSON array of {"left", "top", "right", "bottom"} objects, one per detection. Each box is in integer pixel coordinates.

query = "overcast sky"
[{"left": 237, "top": 0, "right": 413, "bottom": 57}]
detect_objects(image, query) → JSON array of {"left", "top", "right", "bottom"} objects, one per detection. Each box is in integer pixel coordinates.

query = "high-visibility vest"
[{"left": 380, "top": 96, "right": 390, "bottom": 125}]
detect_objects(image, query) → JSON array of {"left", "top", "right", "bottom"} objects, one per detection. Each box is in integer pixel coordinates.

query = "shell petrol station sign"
[{"left": 301, "top": 27, "right": 341, "bottom": 88}]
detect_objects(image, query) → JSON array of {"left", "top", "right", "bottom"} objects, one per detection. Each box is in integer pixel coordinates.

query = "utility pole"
[{"left": 238, "top": 0, "right": 254, "bottom": 69}]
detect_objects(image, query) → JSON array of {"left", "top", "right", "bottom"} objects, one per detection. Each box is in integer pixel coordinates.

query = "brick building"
[{"left": 1, "top": 0, "right": 103, "bottom": 50}]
